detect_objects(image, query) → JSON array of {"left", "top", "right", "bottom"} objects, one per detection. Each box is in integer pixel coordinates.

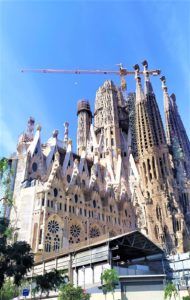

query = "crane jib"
[{"left": 21, "top": 68, "right": 161, "bottom": 76}]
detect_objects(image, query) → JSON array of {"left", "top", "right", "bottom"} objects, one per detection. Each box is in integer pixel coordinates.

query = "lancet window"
[{"left": 156, "top": 205, "right": 162, "bottom": 221}]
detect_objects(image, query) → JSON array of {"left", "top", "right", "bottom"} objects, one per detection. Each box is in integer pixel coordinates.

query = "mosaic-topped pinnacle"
[
  {"left": 133, "top": 64, "right": 140, "bottom": 72},
  {"left": 36, "top": 124, "right": 42, "bottom": 131},
  {"left": 160, "top": 76, "right": 168, "bottom": 92},
  {"left": 52, "top": 129, "right": 59, "bottom": 138},
  {"left": 142, "top": 60, "right": 148, "bottom": 69}
]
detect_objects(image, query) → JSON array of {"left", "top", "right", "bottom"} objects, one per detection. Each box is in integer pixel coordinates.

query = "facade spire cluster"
[{"left": 9, "top": 61, "right": 190, "bottom": 257}]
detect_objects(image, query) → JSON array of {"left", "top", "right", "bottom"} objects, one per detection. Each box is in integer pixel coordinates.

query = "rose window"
[
  {"left": 48, "top": 220, "right": 59, "bottom": 234},
  {"left": 70, "top": 224, "right": 81, "bottom": 238},
  {"left": 90, "top": 226, "right": 100, "bottom": 238}
]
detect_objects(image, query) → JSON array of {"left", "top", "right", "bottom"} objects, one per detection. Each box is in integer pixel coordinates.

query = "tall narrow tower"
[
  {"left": 77, "top": 100, "right": 92, "bottom": 156},
  {"left": 94, "top": 80, "right": 122, "bottom": 163},
  {"left": 135, "top": 61, "right": 183, "bottom": 252},
  {"left": 161, "top": 76, "right": 190, "bottom": 179},
  {"left": 161, "top": 77, "right": 190, "bottom": 246}
]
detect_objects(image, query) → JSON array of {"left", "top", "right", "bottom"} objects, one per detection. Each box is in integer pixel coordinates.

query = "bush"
[
  {"left": 58, "top": 283, "right": 90, "bottom": 300},
  {"left": 0, "top": 279, "right": 19, "bottom": 300}
]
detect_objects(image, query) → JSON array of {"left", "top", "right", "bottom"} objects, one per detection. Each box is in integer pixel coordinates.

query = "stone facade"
[{"left": 9, "top": 65, "right": 190, "bottom": 256}]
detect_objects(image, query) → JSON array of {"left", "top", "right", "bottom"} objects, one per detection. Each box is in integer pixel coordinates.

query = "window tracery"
[
  {"left": 69, "top": 224, "right": 82, "bottom": 244},
  {"left": 89, "top": 226, "right": 100, "bottom": 238},
  {"left": 48, "top": 220, "right": 59, "bottom": 234},
  {"left": 53, "top": 235, "right": 60, "bottom": 251},
  {"left": 45, "top": 233, "right": 51, "bottom": 252}
]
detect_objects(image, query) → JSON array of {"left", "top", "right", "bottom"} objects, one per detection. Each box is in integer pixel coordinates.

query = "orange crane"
[{"left": 21, "top": 61, "right": 161, "bottom": 91}]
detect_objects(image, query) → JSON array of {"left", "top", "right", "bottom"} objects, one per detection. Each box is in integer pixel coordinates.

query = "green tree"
[
  {"left": 164, "top": 282, "right": 178, "bottom": 300},
  {"left": 0, "top": 279, "right": 19, "bottom": 300},
  {"left": 32, "top": 269, "right": 68, "bottom": 298},
  {"left": 0, "top": 217, "right": 34, "bottom": 289},
  {"left": 58, "top": 283, "right": 90, "bottom": 300},
  {"left": 183, "top": 296, "right": 190, "bottom": 300},
  {"left": 0, "top": 158, "right": 34, "bottom": 290},
  {"left": 100, "top": 268, "right": 119, "bottom": 300},
  {"left": 0, "top": 158, "right": 13, "bottom": 208}
]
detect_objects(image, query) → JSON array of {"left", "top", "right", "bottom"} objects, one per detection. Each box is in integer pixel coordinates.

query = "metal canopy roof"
[
  {"left": 109, "top": 231, "right": 163, "bottom": 260},
  {"left": 35, "top": 230, "right": 163, "bottom": 265}
]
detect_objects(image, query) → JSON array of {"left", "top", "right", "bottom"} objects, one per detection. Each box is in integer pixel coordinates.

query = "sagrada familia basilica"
[{"left": 9, "top": 61, "right": 190, "bottom": 256}]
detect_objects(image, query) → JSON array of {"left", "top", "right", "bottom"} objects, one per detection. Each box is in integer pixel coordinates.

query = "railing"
[{"left": 114, "top": 266, "right": 163, "bottom": 276}]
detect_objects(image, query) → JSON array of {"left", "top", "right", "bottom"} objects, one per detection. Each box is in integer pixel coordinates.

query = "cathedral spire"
[
  {"left": 77, "top": 99, "right": 92, "bottom": 156},
  {"left": 160, "top": 76, "right": 170, "bottom": 113},
  {"left": 134, "top": 64, "right": 145, "bottom": 103},
  {"left": 134, "top": 64, "right": 180, "bottom": 251},
  {"left": 161, "top": 76, "right": 190, "bottom": 177},
  {"left": 142, "top": 60, "right": 154, "bottom": 95}
]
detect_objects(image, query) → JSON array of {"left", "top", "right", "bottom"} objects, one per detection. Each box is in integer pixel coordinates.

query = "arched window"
[
  {"left": 154, "top": 225, "right": 159, "bottom": 240},
  {"left": 53, "top": 235, "right": 60, "bottom": 251},
  {"left": 74, "top": 194, "right": 78, "bottom": 203},
  {"left": 156, "top": 206, "right": 162, "bottom": 221},
  {"left": 176, "top": 219, "right": 181, "bottom": 232},
  {"left": 32, "top": 162, "right": 38, "bottom": 172},
  {"left": 53, "top": 188, "right": 58, "bottom": 197},
  {"left": 45, "top": 233, "right": 51, "bottom": 252},
  {"left": 67, "top": 174, "right": 71, "bottom": 183},
  {"left": 152, "top": 156, "right": 157, "bottom": 179},
  {"left": 143, "top": 162, "right": 148, "bottom": 184}
]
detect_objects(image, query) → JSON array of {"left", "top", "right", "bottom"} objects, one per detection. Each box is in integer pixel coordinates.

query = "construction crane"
[{"left": 21, "top": 61, "right": 161, "bottom": 92}]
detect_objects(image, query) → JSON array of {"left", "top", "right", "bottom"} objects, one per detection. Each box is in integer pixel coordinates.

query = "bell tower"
[
  {"left": 94, "top": 80, "right": 122, "bottom": 161},
  {"left": 77, "top": 100, "right": 92, "bottom": 156},
  {"left": 135, "top": 61, "right": 183, "bottom": 252}
]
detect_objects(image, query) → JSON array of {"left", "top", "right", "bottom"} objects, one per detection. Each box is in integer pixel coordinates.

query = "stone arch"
[
  {"left": 90, "top": 193, "right": 102, "bottom": 210},
  {"left": 108, "top": 197, "right": 118, "bottom": 215}
]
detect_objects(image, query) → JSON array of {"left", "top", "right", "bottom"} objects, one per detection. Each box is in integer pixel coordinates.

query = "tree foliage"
[
  {"left": 100, "top": 268, "right": 119, "bottom": 299},
  {"left": 58, "top": 283, "right": 90, "bottom": 300},
  {"left": 0, "top": 217, "right": 34, "bottom": 289},
  {"left": 0, "top": 158, "right": 9, "bottom": 175},
  {"left": 0, "top": 158, "right": 13, "bottom": 208},
  {"left": 164, "top": 282, "right": 178, "bottom": 300},
  {"left": 32, "top": 269, "right": 68, "bottom": 297},
  {"left": 0, "top": 279, "right": 19, "bottom": 300}
]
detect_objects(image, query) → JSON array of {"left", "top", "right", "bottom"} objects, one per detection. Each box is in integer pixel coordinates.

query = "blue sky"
[{"left": 0, "top": 0, "right": 190, "bottom": 157}]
